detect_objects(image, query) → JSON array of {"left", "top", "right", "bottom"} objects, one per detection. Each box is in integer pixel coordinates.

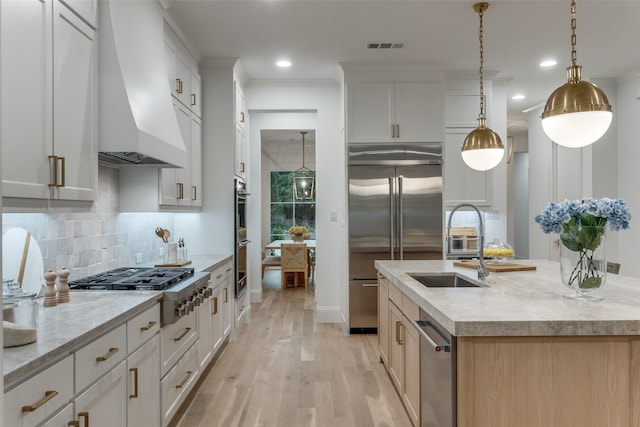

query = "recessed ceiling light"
[
  {"left": 512, "top": 94, "right": 525, "bottom": 100},
  {"left": 540, "top": 59, "right": 557, "bottom": 68},
  {"left": 276, "top": 60, "right": 291, "bottom": 68}
]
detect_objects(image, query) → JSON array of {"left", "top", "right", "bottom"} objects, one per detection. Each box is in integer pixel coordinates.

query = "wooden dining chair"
[
  {"left": 280, "top": 243, "right": 308, "bottom": 289},
  {"left": 261, "top": 252, "right": 281, "bottom": 278}
]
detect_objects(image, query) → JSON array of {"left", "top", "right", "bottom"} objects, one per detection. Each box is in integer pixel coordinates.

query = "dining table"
[{"left": 264, "top": 239, "right": 316, "bottom": 250}]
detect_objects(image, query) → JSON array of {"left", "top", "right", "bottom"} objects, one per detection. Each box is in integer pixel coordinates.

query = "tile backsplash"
[{"left": 2, "top": 166, "right": 175, "bottom": 281}]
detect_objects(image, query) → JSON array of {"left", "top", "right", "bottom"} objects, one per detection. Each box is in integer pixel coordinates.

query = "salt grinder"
[
  {"left": 57, "top": 266, "right": 70, "bottom": 303},
  {"left": 43, "top": 269, "right": 58, "bottom": 307}
]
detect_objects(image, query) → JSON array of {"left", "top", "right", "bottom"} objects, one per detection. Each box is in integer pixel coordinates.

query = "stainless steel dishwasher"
[{"left": 413, "top": 308, "right": 456, "bottom": 427}]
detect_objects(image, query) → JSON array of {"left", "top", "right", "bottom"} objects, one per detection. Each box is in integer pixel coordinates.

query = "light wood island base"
[{"left": 457, "top": 336, "right": 640, "bottom": 427}]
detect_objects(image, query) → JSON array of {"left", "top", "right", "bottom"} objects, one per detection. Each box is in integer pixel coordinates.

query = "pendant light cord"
[
  {"left": 478, "top": 6, "right": 485, "bottom": 119},
  {"left": 570, "top": 0, "right": 577, "bottom": 66}
]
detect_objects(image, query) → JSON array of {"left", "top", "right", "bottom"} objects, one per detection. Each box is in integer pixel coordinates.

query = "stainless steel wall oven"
[{"left": 234, "top": 178, "right": 249, "bottom": 298}]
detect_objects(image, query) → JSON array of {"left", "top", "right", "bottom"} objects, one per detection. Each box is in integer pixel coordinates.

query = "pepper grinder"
[
  {"left": 57, "top": 266, "right": 71, "bottom": 303},
  {"left": 43, "top": 269, "right": 58, "bottom": 307}
]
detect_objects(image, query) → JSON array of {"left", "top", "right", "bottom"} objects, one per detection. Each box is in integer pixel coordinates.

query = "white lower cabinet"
[
  {"left": 75, "top": 324, "right": 127, "bottom": 393},
  {"left": 127, "top": 335, "right": 160, "bottom": 427},
  {"left": 4, "top": 355, "right": 74, "bottom": 427},
  {"left": 160, "top": 310, "right": 198, "bottom": 377},
  {"left": 161, "top": 343, "right": 199, "bottom": 426},
  {"left": 73, "top": 361, "right": 127, "bottom": 427}
]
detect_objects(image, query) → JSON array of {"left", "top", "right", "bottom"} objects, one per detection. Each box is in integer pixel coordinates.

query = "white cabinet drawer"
[
  {"left": 73, "top": 360, "right": 127, "bottom": 427},
  {"left": 210, "top": 260, "right": 233, "bottom": 288},
  {"left": 75, "top": 324, "right": 127, "bottom": 393},
  {"left": 127, "top": 303, "right": 161, "bottom": 353},
  {"left": 160, "top": 311, "right": 197, "bottom": 377},
  {"left": 4, "top": 355, "right": 74, "bottom": 427},
  {"left": 161, "top": 343, "right": 198, "bottom": 426}
]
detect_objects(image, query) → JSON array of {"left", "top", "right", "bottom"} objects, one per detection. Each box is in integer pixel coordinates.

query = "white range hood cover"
[{"left": 98, "top": 0, "right": 187, "bottom": 167}]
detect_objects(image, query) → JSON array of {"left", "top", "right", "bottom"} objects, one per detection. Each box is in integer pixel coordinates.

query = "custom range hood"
[{"left": 98, "top": 0, "right": 187, "bottom": 167}]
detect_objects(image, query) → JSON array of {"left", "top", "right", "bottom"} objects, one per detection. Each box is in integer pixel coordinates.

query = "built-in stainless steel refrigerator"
[{"left": 348, "top": 143, "right": 443, "bottom": 333}]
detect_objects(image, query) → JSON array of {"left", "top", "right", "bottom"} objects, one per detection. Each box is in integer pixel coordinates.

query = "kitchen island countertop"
[{"left": 376, "top": 259, "right": 640, "bottom": 337}]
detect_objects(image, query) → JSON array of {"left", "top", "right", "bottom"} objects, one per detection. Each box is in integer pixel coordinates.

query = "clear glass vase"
[{"left": 560, "top": 227, "right": 607, "bottom": 301}]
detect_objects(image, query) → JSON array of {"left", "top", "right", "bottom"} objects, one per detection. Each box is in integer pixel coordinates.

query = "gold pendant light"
[
  {"left": 293, "top": 131, "right": 315, "bottom": 200},
  {"left": 462, "top": 2, "right": 504, "bottom": 172},
  {"left": 541, "top": 0, "right": 612, "bottom": 148}
]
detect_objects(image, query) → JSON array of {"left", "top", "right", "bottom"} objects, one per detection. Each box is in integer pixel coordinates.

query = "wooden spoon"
[
  {"left": 155, "top": 227, "right": 165, "bottom": 242},
  {"left": 163, "top": 229, "right": 170, "bottom": 243}
]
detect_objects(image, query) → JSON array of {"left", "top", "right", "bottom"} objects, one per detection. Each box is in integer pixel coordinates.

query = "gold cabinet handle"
[
  {"left": 212, "top": 296, "right": 218, "bottom": 315},
  {"left": 216, "top": 273, "right": 223, "bottom": 279},
  {"left": 140, "top": 320, "right": 157, "bottom": 331},
  {"left": 191, "top": 185, "right": 197, "bottom": 201},
  {"left": 68, "top": 421, "right": 80, "bottom": 427},
  {"left": 398, "top": 322, "right": 404, "bottom": 346},
  {"left": 176, "top": 78, "right": 183, "bottom": 94},
  {"left": 129, "top": 368, "right": 139, "bottom": 398},
  {"left": 175, "top": 370, "right": 193, "bottom": 389},
  {"left": 79, "top": 411, "right": 89, "bottom": 427},
  {"left": 396, "top": 124, "right": 400, "bottom": 138},
  {"left": 240, "top": 111, "right": 245, "bottom": 123},
  {"left": 225, "top": 267, "right": 232, "bottom": 272},
  {"left": 191, "top": 93, "right": 196, "bottom": 106},
  {"left": 224, "top": 287, "right": 228, "bottom": 303},
  {"left": 48, "top": 155, "right": 58, "bottom": 187},
  {"left": 174, "top": 327, "right": 192, "bottom": 342},
  {"left": 176, "top": 182, "right": 184, "bottom": 200},
  {"left": 21, "top": 390, "right": 58, "bottom": 412},
  {"left": 59, "top": 156, "right": 65, "bottom": 187},
  {"left": 395, "top": 321, "right": 403, "bottom": 345},
  {"left": 96, "top": 347, "right": 119, "bottom": 362}
]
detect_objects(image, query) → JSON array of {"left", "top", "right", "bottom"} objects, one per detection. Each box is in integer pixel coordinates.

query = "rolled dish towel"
[{"left": 3, "top": 320, "right": 37, "bottom": 347}]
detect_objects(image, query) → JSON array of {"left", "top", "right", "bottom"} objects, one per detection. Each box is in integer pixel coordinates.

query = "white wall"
[
  {"left": 246, "top": 81, "right": 346, "bottom": 325},
  {"left": 616, "top": 73, "right": 640, "bottom": 277}
]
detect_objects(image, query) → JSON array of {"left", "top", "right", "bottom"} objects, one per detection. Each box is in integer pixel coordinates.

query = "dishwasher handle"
[{"left": 413, "top": 320, "right": 451, "bottom": 353}]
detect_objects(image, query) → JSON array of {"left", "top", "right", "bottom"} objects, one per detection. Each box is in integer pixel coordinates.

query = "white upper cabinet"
[
  {"left": 164, "top": 29, "right": 201, "bottom": 117},
  {"left": 1, "top": 0, "right": 97, "bottom": 202},
  {"left": 160, "top": 102, "right": 202, "bottom": 207},
  {"left": 234, "top": 80, "right": 246, "bottom": 127},
  {"left": 347, "top": 82, "right": 442, "bottom": 143}
]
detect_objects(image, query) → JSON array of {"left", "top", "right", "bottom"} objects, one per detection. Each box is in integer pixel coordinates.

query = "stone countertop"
[
  {"left": 3, "top": 254, "right": 233, "bottom": 389},
  {"left": 375, "top": 259, "right": 640, "bottom": 337},
  {"left": 3, "top": 291, "right": 162, "bottom": 390}
]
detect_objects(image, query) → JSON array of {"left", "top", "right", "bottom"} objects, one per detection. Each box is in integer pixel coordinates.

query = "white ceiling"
[
  {"left": 165, "top": 1, "right": 640, "bottom": 135},
  {"left": 261, "top": 129, "right": 316, "bottom": 170}
]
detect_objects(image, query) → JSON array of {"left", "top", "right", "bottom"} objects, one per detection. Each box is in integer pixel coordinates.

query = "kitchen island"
[{"left": 376, "top": 259, "right": 640, "bottom": 427}]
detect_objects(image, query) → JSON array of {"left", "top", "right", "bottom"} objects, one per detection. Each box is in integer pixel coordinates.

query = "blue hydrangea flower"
[{"left": 534, "top": 197, "right": 631, "bottom": 234}]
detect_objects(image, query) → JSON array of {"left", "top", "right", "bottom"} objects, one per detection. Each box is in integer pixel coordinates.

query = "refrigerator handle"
[
  {"left": 389, "top": 176, "right": 395, "bottom": 260},
  {"left": 398, "top": 175, "right": 404, "bottom": 260}
]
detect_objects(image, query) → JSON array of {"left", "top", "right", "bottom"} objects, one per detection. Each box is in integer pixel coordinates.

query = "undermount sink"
[{"left": 408, "top": 273, "right": 480, "bottom": 288}]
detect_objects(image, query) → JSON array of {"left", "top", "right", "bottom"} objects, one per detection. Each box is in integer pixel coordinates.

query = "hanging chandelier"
[
  {"left": 541, "top": 0, "right": 612, "bottom": 148},
  {"left": 461, "top": 2, "right": 504, "bottom": 172},
  {"left": 293, "top": 131, "right": 315, "bottom": 200}
]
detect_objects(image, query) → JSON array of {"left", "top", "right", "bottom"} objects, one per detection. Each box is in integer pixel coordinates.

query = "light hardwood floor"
[{"left": 171, "top": 270, "right": 412, "bottom": 427}]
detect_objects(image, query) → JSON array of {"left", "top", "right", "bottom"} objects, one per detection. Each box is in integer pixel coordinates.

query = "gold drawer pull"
[
  {"left": 79, "top": 411, "right": 89, "bottom": 427},
  {"left": 224, "top": 287, "right": 228, "bottom": 303},
  {"left": 191, "top": 93, "right": 196, "bottom": 106},
  {"left": 225, "top": 267, "right": 232, "bottom": 272},
  {"left": 129, "top": 368, "right": 139, "bottom": 398},
  {"left": 174, "top": 327, "right": 192, "bottom": 342},
  {"left": 96, "top": 347, "right": 119, "bottom": 362},
  {"left": 212, "top": 296, "right": 218, "bottom": 315},
  {"left": 216, "top": 274, "right": 223, "bottom": 279},
  {"left": 140, "top": 321, "right": 157, "bottom": 331},
  {"left": 175, "top": 370, "right": 193, "bottom": 389},
  {"left": 21, "top": 390, "right": 58, "bottom": 412},
  {"left": 68, "top": 421, "right": 80, "bottom": 427}
]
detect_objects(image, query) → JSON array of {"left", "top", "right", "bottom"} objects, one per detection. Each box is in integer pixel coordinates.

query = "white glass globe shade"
[
  {"left": 461, "top": 148, "right": 504, "bottom": 171},
  {"left": 542, "top": 111, "right": 612, "bottom": 148}
]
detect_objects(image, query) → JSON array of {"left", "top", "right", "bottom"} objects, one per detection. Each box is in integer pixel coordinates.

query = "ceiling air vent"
[{"left": 367, "top": 42, "right": 405, "bottom": 49}]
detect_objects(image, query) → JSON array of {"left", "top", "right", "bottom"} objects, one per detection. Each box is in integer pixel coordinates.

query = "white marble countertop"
[
  {"left": 3, "top": 253, "right": 232, "bottom": 390},
  {"left": 375, "top": 259, "right": 640, "bottom": 337},
  {"left": 3, "top": 291, "right": 162, "bottom": 390}
]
